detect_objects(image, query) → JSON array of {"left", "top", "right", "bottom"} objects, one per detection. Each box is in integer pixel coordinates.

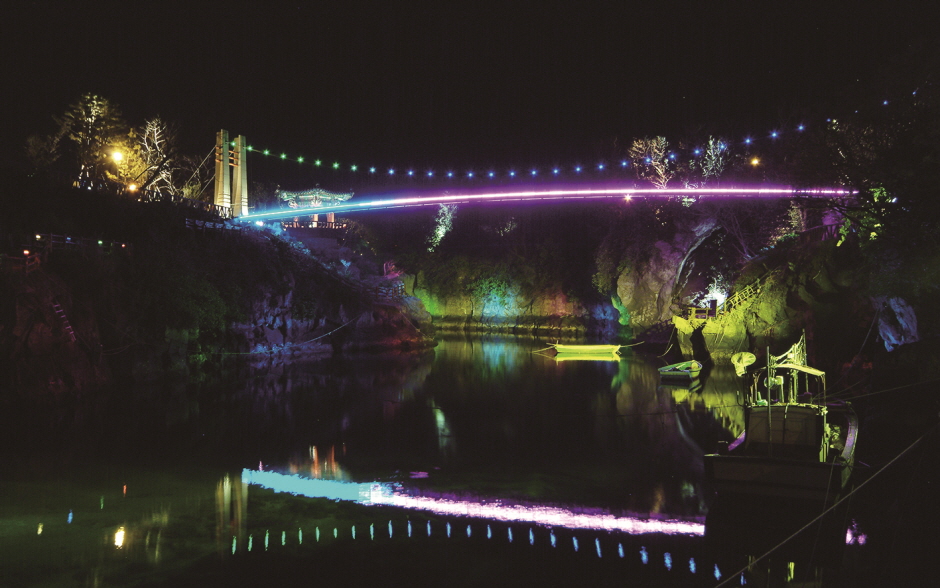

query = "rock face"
[
  {"left": 672, "top": 240, "right": 881, "bottom": 367},
  {"left": 410, "top": 276, "right": 621, "bottom": 338},
  {"left": 615, "top": 218, "right": 718, "bottom": 331}
]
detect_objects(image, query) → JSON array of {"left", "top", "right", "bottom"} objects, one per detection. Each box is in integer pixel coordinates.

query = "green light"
[
  {"left": 230, "top": 141, "right": 235, "bottom": 146},
  {"left": 263, "top": 150, "right": 270, "bottom": 155},
  {"left": 351, "top": 164, "right": 358, "bottom": 171},
  {"left": 248, "top": 146, "right": 253, "bottom": 151},
  {"left": 281, "top": 153, "right": 287, "bottom": 159},
  {"left": 332, "top": 162, "right": 339, "bottom": 169},
  {"left": 298, "top": 156, "right": 304, "bottom": 163},
  {"left": 315, "top": 160, "right": 322, "bottom": 166}
]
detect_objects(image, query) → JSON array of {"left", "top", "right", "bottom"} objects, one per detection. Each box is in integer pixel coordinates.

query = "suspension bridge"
[{"left": 205, "top": 129, "right": 857, "bottom": 224}]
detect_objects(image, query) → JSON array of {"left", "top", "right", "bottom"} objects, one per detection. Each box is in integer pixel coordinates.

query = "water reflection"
[{"left": 3, "top": 335, "right": 882, "bottom": 585}]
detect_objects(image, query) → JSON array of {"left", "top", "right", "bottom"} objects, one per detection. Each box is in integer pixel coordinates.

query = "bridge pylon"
[{"left": 214, "top": 130, "right": 249, "bottom": 217}]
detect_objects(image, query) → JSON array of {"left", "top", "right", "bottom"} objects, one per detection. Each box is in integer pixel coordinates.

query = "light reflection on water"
[{"left": 2, "top": 334, "right": 868, "bottom": 585}]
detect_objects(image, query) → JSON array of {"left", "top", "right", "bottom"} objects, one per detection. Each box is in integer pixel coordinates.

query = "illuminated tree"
[
  {"left": 56, "top": 94, "right": 127, "bottom": 184},
  {"left": 628, "top": 136, "right": 675, "bottom": 189}
]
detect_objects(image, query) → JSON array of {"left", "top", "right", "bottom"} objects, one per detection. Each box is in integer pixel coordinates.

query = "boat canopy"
[{"left": 775, "top": 363, "right": 825, "bottom": 377}]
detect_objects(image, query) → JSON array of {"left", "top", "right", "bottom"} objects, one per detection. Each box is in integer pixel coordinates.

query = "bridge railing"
[{"left": 282, "top": 221, "right": 348, "bottom": 230}]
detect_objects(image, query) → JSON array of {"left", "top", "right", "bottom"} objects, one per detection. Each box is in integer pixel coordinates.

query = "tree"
[
  {"left": 56, "top": 94, "right": 127, "bottom": 185},
  {"left": 628, "top": 136, "right": 675, "bottom": 189}
]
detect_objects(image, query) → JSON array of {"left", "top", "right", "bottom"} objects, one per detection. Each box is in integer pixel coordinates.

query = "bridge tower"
[{"left": 214, "top": 130, "right": 249, "bottom": 217}]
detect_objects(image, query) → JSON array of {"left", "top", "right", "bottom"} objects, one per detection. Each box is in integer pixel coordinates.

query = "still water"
[{"left": 1, "top": 335, "right": 867, "bottom": 586}]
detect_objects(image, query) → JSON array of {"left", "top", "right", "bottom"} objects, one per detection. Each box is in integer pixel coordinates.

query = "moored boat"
[
  {"left": 704, "top": 337, "right": 857, "bottom": 502},
  {"left": 550, "top": 343, "right": 622, "bottom": 355},
  {"left": 658, "top": 360, "right": 703, "bottom": 380}
]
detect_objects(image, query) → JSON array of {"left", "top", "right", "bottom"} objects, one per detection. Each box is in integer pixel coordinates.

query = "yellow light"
[
  {"left": 37, "top": 523, "right": 43, "bottom": 535},
  {"left": 23, "top": 249, "right": 30, "bottom": 256},
  {"left": 35, "top": 234, "right": 41, "bottom": 240},
  {"left": 112, "top": 151, "right": 123, "bottom": 162},
  {"left": 750, "top": 157, "right": 760, "bottom": 166},
  {"left": 115, "top": 526, "right": 126, "bottom": 548},
  {"left": 127, "top": 183, "right": 138, "bottom": 192}
]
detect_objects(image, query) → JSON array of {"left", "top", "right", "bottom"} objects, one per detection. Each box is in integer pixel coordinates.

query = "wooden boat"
[
  {"left": 552, "top": 352, "right": 622, "bottom": 363},
  {"left": 704, "top": 339, "right": 857, "bottom": 502},
  {"left": 550, "top": 343, "right": 622, "bottom": 355},
  {"left": 658, "top": 360, "right": 703, "bottom": 380}
]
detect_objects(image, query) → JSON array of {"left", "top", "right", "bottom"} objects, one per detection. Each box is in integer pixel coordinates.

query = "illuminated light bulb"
[
  {"left": 127, "top": 184, "right": 137, "bottom": 192},
  {"left": 668, "top": 153, "right": 676, "bottom": 160},
  {"left": 744, "top": 138, "right": 752, "bottom": 144},
  {"left": 598, "top": 163, "right": 605, "bottom": 170},
  {"left": 369, "top": 167, "right": 376, "bottom": 173},
  {"left": 531, "top": 169, "right": 537, "bottom": 176},
  {"left": 35, "top": 234, "right": 41, "bottom": 240},
  {"left": 332, "top": 162, "right": 340, "bottom": 169},
  {"left": 797, "top": 124, "right": 805, "bottom": 131},
  {"left": 488, "top": 171, "right": 495, "bottom": 178},
  {"left": 408, "top": 170, "right": 414, "bottom": 176},
  {"left": 883, "top": 100, "right": 889, "bottom": 105},
  {"left": 428, "top": 171, "right": 434, "bottom": 177},
  {"left": 509, "top": 171, "right": 516, "bottom": 177},
  {"left": 280, "top": 153, "right": 287, "bottom": 159},
  {"left": 664, "top": 552, "right": 673, "bottom": 571},
  {"left": 351, "top": 165, "right": 358, "bottom": 171},
  {"left": 770, "top": 131, "right": 779, "bottom": 139},
  {"left": 23, "top": 249, "right": 30, "bottom": 256},
  {"left": 573, "top": 536, "right": 579, "bottom": 551},
  {"left": 596, "top": 538, "right": 602, "bottom": 557},
  {"left": 115, "top": 527, "right": 126, "bottom": 548},
  {"left": 263, "top": 150, "right": 270, "bottom": 155},
  {"left": 447, "top": 171, "right": 453, "bottom": 178},
  {"left": 621, "top": 160, "right": 628, "bottom": 167},
  {"left": 467, "top": 171, "right": 474, "bottom": 178},
  {"left": 247, "top": 146, "right": 253, "bottom": 151},
  {"left": 389, "top": 169, "right": 395, "bottom": 175},
  {"left": 315, "top": 160, "right": 322, "bottom": 166},
  {"left": 575, "top": 166, "right": 582, "bottom": 172},
  {"left": 553, "top": 168, "right": 560, "bottom": 174},
  {"left": 694, "top": 149, "right": 701, "bottom": 155},
  {"left": 112, "top": 151, "right": 123, "bottom": 162},
  {"left": 689, "top": 558, "right": 696, "bottom": 573},
  {"left": 37, "top": 523, "right": 43, "bottom": 535},
  {"left": 298, "top": 156, "right": 304, "bottom": 163},
  {"left": 751, "top": 157, "right": 760, "bottom": 166},
  {"left": 644, "top": 158, "right": 651, "bottom": 164}
]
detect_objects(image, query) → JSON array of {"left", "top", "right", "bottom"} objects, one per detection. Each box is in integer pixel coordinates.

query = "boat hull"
[
  {"left": 551, "top": 344, "right": 621, "bottom": 355},
  {"left": 705, "top": 404, "right": 857, "bottom": 502},
  {"left": 658, "top": 360, "right": 702, "bottom": 380}
]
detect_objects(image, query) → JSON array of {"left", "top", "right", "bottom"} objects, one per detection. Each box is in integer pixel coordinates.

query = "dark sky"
[{"left": 2, "top": 2, "right": 934, "bottom": 184}]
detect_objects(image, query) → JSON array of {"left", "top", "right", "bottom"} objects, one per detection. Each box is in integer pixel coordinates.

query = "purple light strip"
[{"left": 241, "top": 186, "right": 857, "bottom": 221}]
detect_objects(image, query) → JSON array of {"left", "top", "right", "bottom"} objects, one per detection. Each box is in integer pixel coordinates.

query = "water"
[{"left": 0, "top": 335, "right": 883, "bottom": 586}]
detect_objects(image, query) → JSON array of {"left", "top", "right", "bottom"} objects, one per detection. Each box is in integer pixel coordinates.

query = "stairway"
[{"left": 51, "top": 302, "right": 76, "bottom": 342}]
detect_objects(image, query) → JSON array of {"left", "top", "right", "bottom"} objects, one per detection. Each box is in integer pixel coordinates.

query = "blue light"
[
  {"left": 644, "top": 158, "right": 651, "bottom": 164},
  {"left": 694, "top": 149, "right": 701, "bottom": 156},
  {"left": 531, "top": 169, "right": 537, "bottom": 176},
  {"left": 744, "top": 138, "right": 752, "bottom": 145},
  {"left": 447, "top": 171, "right": 454, "bottom": 178},
  {"left": 407, "top": 170, "right": 414, "bottom": 176},
  {"left": 575, "top": 166, "right": 582, "bottom": 172},
  {"left": 509, "top": 171, "right": 516, "bottom": 177},
  {"left": 370, "top": 167, "right": 376, "bottom": 173},
  {"left": 621, "top": 160, "right": 628, "bottom": 167},
  {"left": 488, "top": 171, "right": 495, "bottom": 178},
  {"left": 427, "top": 171, "right": 434, "bottom": 177},
  {"left": 389, "top": 168, "right": 395, "bottom": 175},
  {"left": 883, "top": 100, "right": 889, "bottom": 105},
  {"left": 598, "top": 163, "right": 605, "bottom": 170},
  {"left": 553, "top": 168, "right": 560, "bottom": 174},
  {"left": 468, "top": 171, "right": 474, "bottom": 178},
  {"left": 770, "top": 131, "right": 779, "bottom": 139},
  {"left": 668, "top": 153, "right": 675, "bottom": 160},
  {"left": 797, "top": 124, "right": 805, "bottom": 132}
]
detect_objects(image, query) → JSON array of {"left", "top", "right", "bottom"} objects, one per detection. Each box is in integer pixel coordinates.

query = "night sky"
[{"left": 3, "top": 3, "right": 934, "bottom": 186}]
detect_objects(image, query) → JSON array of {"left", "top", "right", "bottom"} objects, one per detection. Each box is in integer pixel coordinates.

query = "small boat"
[
  {"left": 550, "top": 343, "right": 622, "bottom": 355},
  {"left": 704, "top": 338, "right": 857, "bottom": 502},
  {"left": 552, "top": 352, "right": 622, "bottom": 363},
  {"left": 658, "top": 360, "right": 703, "bottom": 380}
]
